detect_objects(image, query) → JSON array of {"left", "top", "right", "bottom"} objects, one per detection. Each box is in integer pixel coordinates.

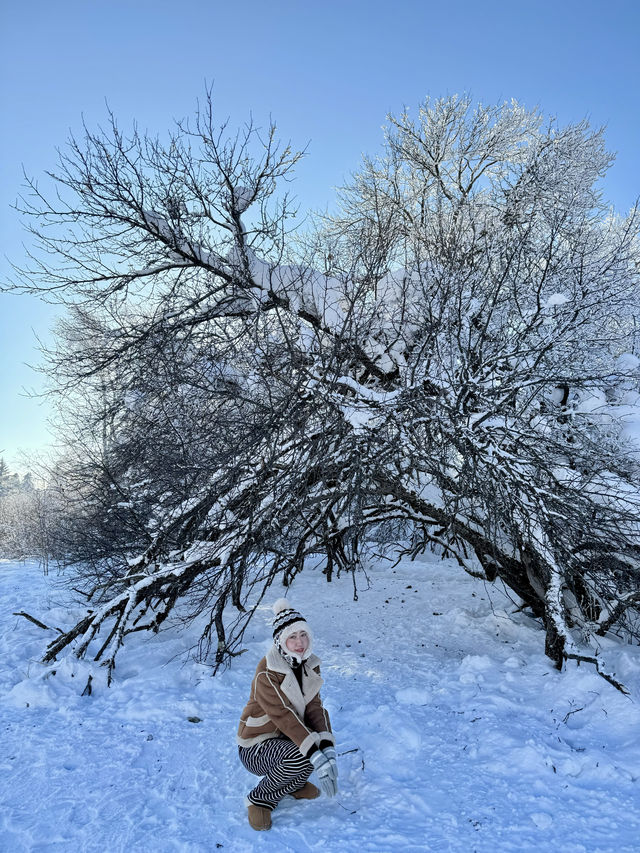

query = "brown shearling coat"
[{"left": 237, "top": 645, "right": 335, "bottom": 758}]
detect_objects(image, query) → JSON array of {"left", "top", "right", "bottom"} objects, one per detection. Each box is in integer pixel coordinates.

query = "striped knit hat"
[{"left": 272, "top": 598, "right": 313, "bottom": 660}]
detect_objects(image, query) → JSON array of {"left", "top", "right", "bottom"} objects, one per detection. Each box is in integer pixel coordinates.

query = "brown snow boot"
[
  {"left": 247, "top": 803, "right": 272, "bottom": 831},
  {"left": 291, "top": 781, "right": 320, "bottom": 800}
]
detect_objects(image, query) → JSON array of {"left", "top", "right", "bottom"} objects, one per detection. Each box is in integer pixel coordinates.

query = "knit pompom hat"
[{"left": 272, "top": 598, "right": 313, "bottom": 661}]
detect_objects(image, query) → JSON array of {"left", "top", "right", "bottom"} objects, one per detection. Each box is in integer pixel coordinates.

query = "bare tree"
[{"left": 7, "top": 93, "right": 640, "bottom": 689}]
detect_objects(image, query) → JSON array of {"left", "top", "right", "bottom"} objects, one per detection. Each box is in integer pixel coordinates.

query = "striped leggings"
[{"left": 239, "top": 736, "right": 313, "bottom": 809}]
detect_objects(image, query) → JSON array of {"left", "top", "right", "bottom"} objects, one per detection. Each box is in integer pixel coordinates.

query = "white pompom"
[{"left": 273, "top": 598, "right": 292, "bottom": 614}]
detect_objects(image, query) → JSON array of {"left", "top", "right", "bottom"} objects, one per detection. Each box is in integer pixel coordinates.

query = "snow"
[
  {"left": 615, "top": 353, "right": 640, "bottom": 374},
  {"left": 1, "top": 555, "right": 640, "bottom": 852},
  {"left": 544, "top": 293, "right": 570, "bottom": 308},
  {"left": 231, "top": 186, "right": 253, "bottom": 215},
  {"left": 340, "top": 405, "right": 383, "bottom": 433}
]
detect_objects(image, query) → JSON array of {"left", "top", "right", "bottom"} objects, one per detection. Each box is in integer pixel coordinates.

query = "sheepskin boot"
[
  {"left": 247, "top": 803, "right": 272, "bottom": 831},
  {"left": 291, "top": 781, "right": 320, "bottom": 800}
]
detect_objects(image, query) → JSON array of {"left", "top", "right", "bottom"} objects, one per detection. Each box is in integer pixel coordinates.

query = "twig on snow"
[{"left": 13, "top": 611, "right": 61, "bottom": 632}]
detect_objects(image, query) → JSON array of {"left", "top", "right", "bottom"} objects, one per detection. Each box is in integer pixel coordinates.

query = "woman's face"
[{"left": 285, "top": 630, "right": 309, "bottom": 656}]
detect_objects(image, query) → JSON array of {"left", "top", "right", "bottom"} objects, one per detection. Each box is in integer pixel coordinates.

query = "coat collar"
[{"left": 265, "top": 644, "right": 323, "bottom": 717}]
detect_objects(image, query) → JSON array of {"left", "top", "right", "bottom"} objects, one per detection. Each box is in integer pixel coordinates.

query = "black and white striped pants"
[{"left": 239, "top": 736, "right": 313, "bottom": 810}]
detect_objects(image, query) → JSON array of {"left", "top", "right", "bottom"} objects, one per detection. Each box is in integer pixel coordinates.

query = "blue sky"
[{"left": 1, "top": 0, "right": 638, "bottom": 472}]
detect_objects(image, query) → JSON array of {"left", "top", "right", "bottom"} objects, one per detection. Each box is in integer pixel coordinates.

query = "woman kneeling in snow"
[{"left": 237, "top": 599, "right": 338, "bottom": 831}]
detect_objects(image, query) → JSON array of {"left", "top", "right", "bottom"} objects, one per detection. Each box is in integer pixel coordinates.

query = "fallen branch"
[
  {"left": 13, "top": 611, "right": 61, "bottom": 632},
  {"left": 565, "top": 652, "right": 630, "bottom": 696}
]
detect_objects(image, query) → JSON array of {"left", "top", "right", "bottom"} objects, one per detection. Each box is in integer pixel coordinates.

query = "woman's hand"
[
  {"left": 322, "top": 746, "right": 338, "bottom": 780},
  {"left": 309, "top": 748, "right": 339, "bottom": 797}
]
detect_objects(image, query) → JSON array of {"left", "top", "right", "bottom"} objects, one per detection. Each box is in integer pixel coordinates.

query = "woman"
[{"left": 237, "top": 599, "right": 338, "bottom": 831}]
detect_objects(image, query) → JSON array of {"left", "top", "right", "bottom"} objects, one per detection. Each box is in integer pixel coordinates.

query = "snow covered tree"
[
  {"left": 8, "top": 93, "right": 640, "bottom": 687},
  {"left": 0, "top": 457, "right": 21, "bottom": 497},
  {"left": 0, "top": 462, "right": 58, "bottom": 568}
]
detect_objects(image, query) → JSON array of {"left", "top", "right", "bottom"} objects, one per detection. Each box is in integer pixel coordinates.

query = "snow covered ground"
[{"left": 1, "top": 554, "right": 639, "bottom": 852}]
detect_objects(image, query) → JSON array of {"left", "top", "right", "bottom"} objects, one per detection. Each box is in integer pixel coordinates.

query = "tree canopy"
[{"left": 8, "top": 93, "right": 640, "bottom": 689}]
